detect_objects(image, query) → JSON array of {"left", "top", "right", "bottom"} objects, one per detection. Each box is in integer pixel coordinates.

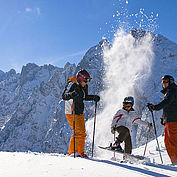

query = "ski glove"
[
  {"left": 111, "top": 127, "right": 116, "bottom": 134},
  {"left": 147, "top": 103, "right": 155, "bottom": 111},
  {"left": 160, "top": 118, "right": 165, "bottom": 126},
  {"left": 93, "top": 95, "right": 100, "bottom": 102}
]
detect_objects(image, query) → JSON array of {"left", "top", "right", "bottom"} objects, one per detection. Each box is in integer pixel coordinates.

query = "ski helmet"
[
  {"left": 123, "top": 96, "right": 134, "bottom": 107},
  {"left": 161, "top": 75, "right": 175, "bottom": 85},
  {"left": 76, "top": 69, "right": 92, "bottom": 84}
]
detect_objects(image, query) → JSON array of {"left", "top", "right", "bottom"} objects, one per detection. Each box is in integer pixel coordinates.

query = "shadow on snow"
[{"left": 88, "top": 158, "right": 177, "bottom": 177}]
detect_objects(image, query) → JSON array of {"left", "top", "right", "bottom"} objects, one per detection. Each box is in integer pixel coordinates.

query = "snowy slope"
[{"left": 0, "top": 136, "right": 176, "bottom": 177}]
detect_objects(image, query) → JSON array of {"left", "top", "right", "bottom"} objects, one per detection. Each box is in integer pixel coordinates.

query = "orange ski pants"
[
  {"left": 66, "top": 114, "right": 87, "bottom": 155},
  {"left": 164, "top": 122, "right": 177, "bottom": 164}
]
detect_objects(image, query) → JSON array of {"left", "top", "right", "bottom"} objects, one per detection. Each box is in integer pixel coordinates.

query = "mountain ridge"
[{"left": 0, "top": 30, "right": 176, "bottom": 153}]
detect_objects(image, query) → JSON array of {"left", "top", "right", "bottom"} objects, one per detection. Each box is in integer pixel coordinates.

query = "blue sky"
[{"left": 0, "top": 0, "right": 176, "bottom": 73}]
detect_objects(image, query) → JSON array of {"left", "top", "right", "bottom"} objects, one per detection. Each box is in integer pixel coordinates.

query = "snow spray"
[
  {"left": 86, "top": 0, "right": 158, "bottom": 158},
  {"left": 86, "top": 29, "right": 154, "bottom": 157}
]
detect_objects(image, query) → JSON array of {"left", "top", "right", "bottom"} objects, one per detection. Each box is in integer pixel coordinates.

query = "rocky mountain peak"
[
  {"left": 20, "top": 63, "right": 40, "bottom": 86},
  {"left": 130, "top": 29, "right": 153, "bottom": 39}
]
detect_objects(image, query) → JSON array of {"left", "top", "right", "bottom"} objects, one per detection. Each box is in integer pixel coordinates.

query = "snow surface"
[{"left": 0, "top": 136, "right": 176, "bottom": 177}]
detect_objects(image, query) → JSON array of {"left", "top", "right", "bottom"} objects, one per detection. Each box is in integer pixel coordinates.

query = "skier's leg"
[
  {"left": 66, "top": 114, "right": 86, "bottom": 155},
  {"left": 65, "top": 114, "right": 75, "bottom": 154},
  {"left": 165, "top": 122, "right": 177, "bottom": 164},
  {"left": 124, "top": 133, "right": 132, "bottom": 154},
  {"left": 117, "top": 126, "right": 132, "bottom": 154},
  {"left": 75, "top": 114, "right": 87, "bottom": 154},
  {"left": 117, "top": 126, "right": 128, "bottom": 141}
]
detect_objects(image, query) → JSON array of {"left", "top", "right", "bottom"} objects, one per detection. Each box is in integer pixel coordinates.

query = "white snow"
[{"left": 0, "top": 136, "right": 176, "bottom": 177}]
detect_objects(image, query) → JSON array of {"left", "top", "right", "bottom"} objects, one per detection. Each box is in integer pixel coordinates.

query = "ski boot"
[
  {"left": 110, "top": 139, "right": 124, "bottom": 153},
  {"left": 69, "top": 152, "right": 89, "bottom": 158},
  {"left": 80, "top": 153, "right": 89, "bottom": 159}
]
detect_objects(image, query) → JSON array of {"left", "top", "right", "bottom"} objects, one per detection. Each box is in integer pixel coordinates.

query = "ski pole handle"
[{"left": 147, "top": 103, "right": 154, "bottom": 112}]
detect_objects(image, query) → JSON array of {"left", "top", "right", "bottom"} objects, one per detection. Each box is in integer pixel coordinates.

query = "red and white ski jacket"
[{"left": 111, "top": 108, "right": 149, "bottom": 133}]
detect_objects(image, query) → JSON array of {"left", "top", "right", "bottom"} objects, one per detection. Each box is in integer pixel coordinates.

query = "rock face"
[
  {"left": 0, "top": 30, "right": 176, "bottom": 153},
  {"left": 0, "top": 40, "right": 107, "bottom": 153}
]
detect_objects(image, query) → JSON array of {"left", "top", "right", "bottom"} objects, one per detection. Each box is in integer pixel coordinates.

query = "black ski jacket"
[
  {"left": 62, "top": 83, "right": 96, "bottom": 115},
  {"left": 154, "top": 83, "right": 177, "bottom": 123}
]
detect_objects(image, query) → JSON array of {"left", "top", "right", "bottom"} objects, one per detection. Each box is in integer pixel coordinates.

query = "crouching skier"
[
  {"left": 62, "top": 69, "right": 100, "bottom": 158},
  {"left": 111, "top": 96, "right": 152, "bottom": 157}
]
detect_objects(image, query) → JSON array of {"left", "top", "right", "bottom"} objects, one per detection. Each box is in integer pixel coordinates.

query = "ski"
[{"left": 98, "top": 146, "right": 145, "bottom": 161}]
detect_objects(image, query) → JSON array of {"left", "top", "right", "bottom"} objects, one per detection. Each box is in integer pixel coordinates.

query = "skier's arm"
[
  {"left": 133, "top": 118, "right": 152, "bottom": 130},
  {"left": 62, "top": 83, "right": 78, "bottom": 100},
  {"left": 111, "top": 119, "right": 116, "bottom": 134},
  {"left": 154, "top": 90, "right": 176, "bottom": 110},
  {"left": 134, "top": 118, "right": 148, "bottom": 127},
  {"left": 84, "top": 85, "right": 100, "bottom": 102},
  {"left": 111, "top": 110, "right": 123, "bottom": 133}
]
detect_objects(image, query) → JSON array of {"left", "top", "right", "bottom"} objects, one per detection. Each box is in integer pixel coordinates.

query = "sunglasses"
[{"left": 162, "top": 79, "right": 169, "bottom": 84}]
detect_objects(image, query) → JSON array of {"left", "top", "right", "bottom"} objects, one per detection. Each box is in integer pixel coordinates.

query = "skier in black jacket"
[
  {"left": 148, "top": 75, "right": 177, "bottom": 164},
  {"left": 62, "top": 69, "right": 100, "bottom": 158}
]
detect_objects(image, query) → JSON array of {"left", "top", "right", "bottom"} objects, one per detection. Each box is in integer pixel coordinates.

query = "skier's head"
[
  {"left": 123, "top": 96, "right": 134, "bottom": 111},
  {"left": 76, "top": 69, "right": 92, "bottom": 86},
  {"left": 161, "top": 75, "right": 175, "bottom": 88}
]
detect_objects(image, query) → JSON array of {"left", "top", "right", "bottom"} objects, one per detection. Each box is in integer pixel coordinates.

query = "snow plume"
[{"left": 86, "top": 29, "right": 154, "bottom": 157}]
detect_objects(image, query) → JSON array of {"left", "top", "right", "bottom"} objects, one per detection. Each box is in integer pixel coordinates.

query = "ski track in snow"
[{"left": 0, "top": 136, "right": 176, "bottom": 177}]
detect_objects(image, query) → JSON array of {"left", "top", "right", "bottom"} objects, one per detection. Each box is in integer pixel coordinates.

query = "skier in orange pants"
[
  {"left": 62, "top": 69, "right": 100, "bottom": 157},
  {"left": 148, "top": 75, "right": 177, "bottom": 164},
  {"left": 164, "top": 122, "right": 177, "bottom": 164}
]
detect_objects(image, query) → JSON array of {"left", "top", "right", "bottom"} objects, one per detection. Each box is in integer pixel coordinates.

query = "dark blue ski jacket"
[{"left": 154, "top": 83, "right": 177, "bottom": 123}]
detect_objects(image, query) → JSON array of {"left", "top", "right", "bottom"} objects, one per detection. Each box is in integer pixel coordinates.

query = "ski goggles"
[
  {"left": 123, "top": 103, "right": 132, "bottom": 107},
  {"left": 84, "top": 78, "right": 92, "bottom": 83},
  {"left": 162, "top": 78, "right": 169, "bottom": 84},
  {"left": 79, "top": 73, "right": 92, "bottom": 83}
]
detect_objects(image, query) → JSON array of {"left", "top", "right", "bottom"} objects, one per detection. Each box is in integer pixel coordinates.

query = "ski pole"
[
  {"left": 150, "top": 110, "right": 163, "bottom": 164},
  {"left": 143, "top": 128, "right": 151, "bottom": 156},
  {"left": 73, "top": 100, "right": 76, "bottom": 158},
  {"left": 114, "top": 132, "right": 116, "bottom": 158},
  {"left": 92, "top": 101, "right": 97, "bottom": 157}
]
